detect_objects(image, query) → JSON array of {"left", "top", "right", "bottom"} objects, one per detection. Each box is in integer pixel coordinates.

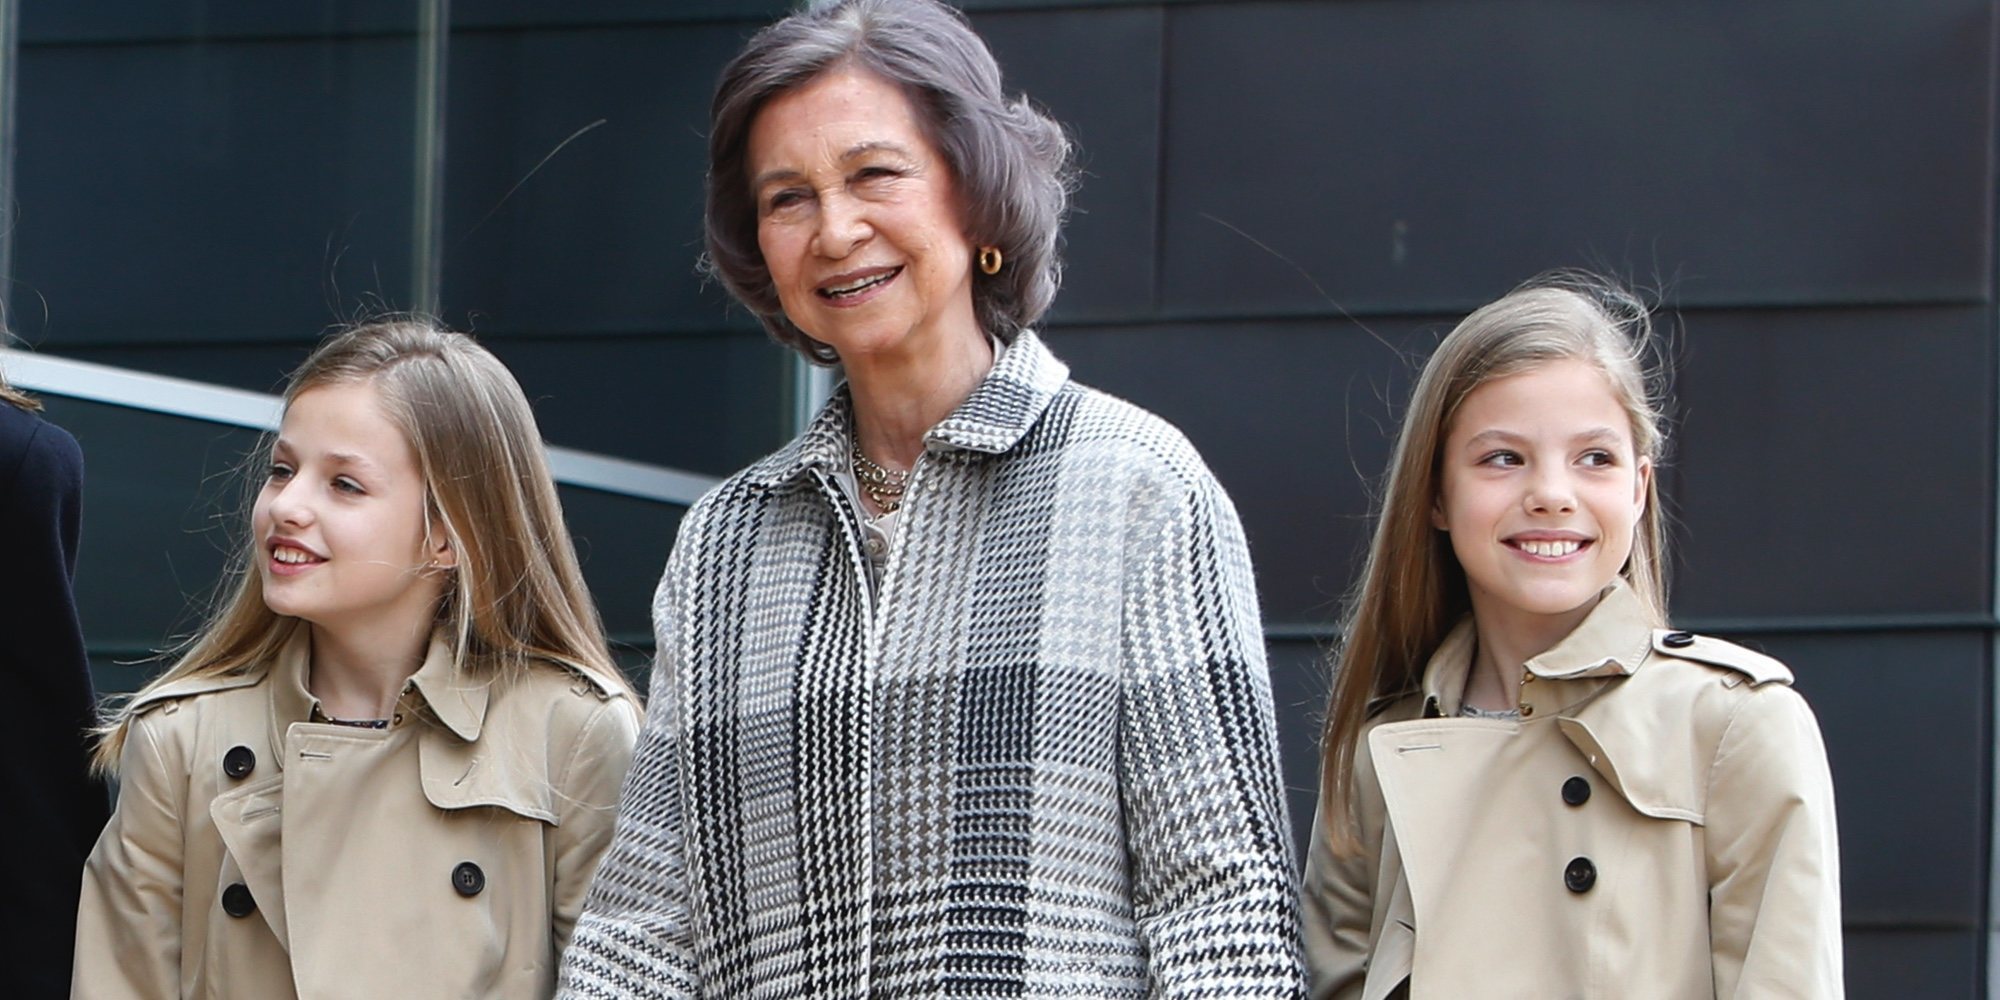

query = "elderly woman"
[{"left": 558, "top": 1, "right": 1304, "bottom": 996}]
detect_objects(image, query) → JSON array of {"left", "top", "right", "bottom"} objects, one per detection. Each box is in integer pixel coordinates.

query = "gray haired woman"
[{"left": 559, "top": 1, "right": 1304, "bottom": 996}]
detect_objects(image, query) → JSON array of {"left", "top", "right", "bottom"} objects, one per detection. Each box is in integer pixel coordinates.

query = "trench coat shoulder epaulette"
[
  {"left": 535, "top": 657, "right": 631, "bottom": 702},
  {"left": 1648, "top": 629, "right": 1793, "bottom": 687},
  {"left": 125, "top": 670, "right": 265, "bottom": 718}
]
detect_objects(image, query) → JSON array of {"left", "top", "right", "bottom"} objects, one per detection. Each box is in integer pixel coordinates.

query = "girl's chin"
[{"left": 1473, "top": 580, "right": 1612, "bottom": 623}]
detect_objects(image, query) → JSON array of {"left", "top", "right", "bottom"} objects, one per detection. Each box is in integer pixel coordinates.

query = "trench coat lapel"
[
  {"left": 1367, "top": 717, "right": 1520, "bottom": 953},
  {"left": 1529, "top": 583, "right": 1712, "bottom": 823},
  {"left": 209, "top": 773, "right": 291, "bottom": 950},
  {"left": 210, "top": 630, "right": 315, "bottom": 951},
  {"left": 1363, "top": 583, "right": 1654, "bottom": 992},
  {"left": 1360, "top": 826, "right": 1416, "bottom": 1000}
]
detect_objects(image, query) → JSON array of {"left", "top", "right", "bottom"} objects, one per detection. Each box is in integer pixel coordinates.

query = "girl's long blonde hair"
[
  {"left": 1319, "top": 273, "right": 1669, "bottom": 853},
  {"left": 94, "top": 318, "right": 635, "bottom": 772}
]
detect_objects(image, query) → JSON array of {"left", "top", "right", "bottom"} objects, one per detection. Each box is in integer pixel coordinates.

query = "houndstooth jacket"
[{"left": 558, "top": 331, "right": 1306, "bottom": 999}]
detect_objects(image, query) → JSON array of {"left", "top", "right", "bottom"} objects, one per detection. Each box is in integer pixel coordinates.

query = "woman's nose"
[{"left": 813, "top": 194, "right": 871, "bottom": 258}]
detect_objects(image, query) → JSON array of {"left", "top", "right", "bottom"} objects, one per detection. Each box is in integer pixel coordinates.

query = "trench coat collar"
[
  {"left": 1417, "top": 580, "right": 1655, "bottom": 716},
  {"left": 267, "top": 626, "right": 484, "bottom": 764},
  {"left": 743, "top": 329, "right": 1071, "bottom": 490}
]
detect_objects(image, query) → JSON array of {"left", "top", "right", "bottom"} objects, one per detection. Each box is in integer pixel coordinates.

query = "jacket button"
[
  {"left": 1562, "top": 776, "right": 1591, "bottom": 806},
  {"left": 1661, "top": 630, "right": 1695, "bottom": 649},
  {"left": 452, "top": 861, "right": 486, "bottom": 897},
  {"left": 221, "top": 882, "right": 257, "bottom": 917},
  {"left": 222, "top": 746, "right": 256, "bottom": 780},
  {"left": 1564, "top": 856, "right": 1597, "bottom": 893}
]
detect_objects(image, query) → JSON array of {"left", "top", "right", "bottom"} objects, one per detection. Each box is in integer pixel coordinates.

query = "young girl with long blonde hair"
[
  {"left": 74, "top": 320, "right": 641, "bottom": 999},
  {"left": 1304, "top": 276, "right": 1841, "bottom": 998}
]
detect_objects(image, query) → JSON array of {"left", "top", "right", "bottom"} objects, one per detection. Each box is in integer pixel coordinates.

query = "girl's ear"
[
  {"left": 428, "top": 518, "right": 459, "bottom": 570},
  {"left": 1430, "top": 494, "right": 1448, "bottom": 531},
  {"left": 1633, "top": 455, "right": 1654, "bottom": 512}
]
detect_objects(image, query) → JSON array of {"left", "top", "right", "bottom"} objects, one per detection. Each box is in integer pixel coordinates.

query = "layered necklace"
[{"left": 851, "top": 440, "right": 913, "bottom": 514}]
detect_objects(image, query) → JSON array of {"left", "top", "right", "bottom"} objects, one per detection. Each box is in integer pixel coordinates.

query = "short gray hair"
[{"left": 704, "top": 0, "right": 1076, "bottom": 363}]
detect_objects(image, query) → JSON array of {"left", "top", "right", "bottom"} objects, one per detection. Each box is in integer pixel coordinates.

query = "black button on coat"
[
  {"left": 223, "top": 746, "right": 256, "bottom": 780},
  {"left": 1563, "top": 857, "right": 1597, "bottom": 893},
  {"left": 1561, "top": 776, "right": 1590, "bottom": 806},
  {"left": 452, "top": 862, "right": 486, "bottom": 897}
]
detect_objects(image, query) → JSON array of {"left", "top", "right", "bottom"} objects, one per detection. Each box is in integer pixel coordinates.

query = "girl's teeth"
[
  {"left": 1519, "top": 539, "right": 1581, "bottom": 558},
  {"left": 275, "top": 548, "right": 315, "bottom": 564}
]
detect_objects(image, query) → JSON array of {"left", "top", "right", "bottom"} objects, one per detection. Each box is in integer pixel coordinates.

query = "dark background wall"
[{"left": 8, "top": 2, "right": 1991, "bottom": 995}]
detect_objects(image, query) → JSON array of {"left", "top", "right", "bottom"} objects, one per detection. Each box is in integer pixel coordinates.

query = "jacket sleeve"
[
  {"left": 3, "top": 413, "right": 108, "bottom": 994},
  {"left": 72, "top": 712, "right": 186, "bottom": 999},
  {"left": 1300, "top": 794, "right": 1375, "bottom": 1000},
  {"left": 1704, "top": 683, "right": 1843, "bottom": 999},
  {"left": 1117, "top": 466, "right": 1307, "bottom": 997},
  {"left": 548, "top": 692, "right": 642, "bottom": 953},
  {"left": 556, "top": 545, "right": 702, "bottom": 999}
]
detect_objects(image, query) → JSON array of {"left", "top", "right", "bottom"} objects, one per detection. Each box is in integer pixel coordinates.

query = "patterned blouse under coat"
[{"left": 559, "top": 331, "right": 1306, "bottom": 998}]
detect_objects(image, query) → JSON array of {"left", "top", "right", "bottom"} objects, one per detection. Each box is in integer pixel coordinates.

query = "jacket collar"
[
  {"left": 741, "top": 329, "right": 1071, "bottom": 489},
  {"left": 1523, "top": 580, "right": 1656, "bottom": 682},
  {"left": 267, "top": 626, "right": 485, "bottom": 765},
  {"left": 1418, "top": 579, "right": 1655, "bottom": 716}
]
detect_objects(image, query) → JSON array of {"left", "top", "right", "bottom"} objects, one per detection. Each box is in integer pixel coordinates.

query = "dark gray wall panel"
[
  {"left": 482, "top": 334, "right": 789, "bottom": 477},
  {"left": 1269, "top": 637, "right": 1331, "bottom": 856},
  {"left": 441, "top": 23, "right": 752, "bottom": 337},
  {"left": 87, "top": 654, "right": 161, "bottom": 707},
  {"left": 1161, "top": 0, "right": 1993, "bottom": 318},
  {"left": 452, "top": 3, "right": 787, "bottom": 31},
  {"left": 1671, "top": 307, "right": 1993, "bottom": 620},
  {"left": 1736, "top": 630, "right": 1987, "bottom": 927},
  {"left": 13, "top": 38, "right": 417, "bottom": 345},
  {"left": 1047, "top": 317, "right": 1443, "bottom": 624},
  {"left": 1844, "top": 930, "right": 1982, "bottom": 998},
  {"left": 555, "top": 486, "right": 685, "bottom": 648},
  {"left": 23, "top": 3, "right": 419, "bottom": 43},
  {"left": 38, "top": 398, "right": 262, "bottom": 654},
  {"left": 972, "top": 8, "right": 1162, "bottom": 322}
]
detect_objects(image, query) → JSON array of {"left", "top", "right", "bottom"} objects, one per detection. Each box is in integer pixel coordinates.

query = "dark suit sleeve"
[{"left": 0, "top": 408, "right": 109, "bottom": 999}]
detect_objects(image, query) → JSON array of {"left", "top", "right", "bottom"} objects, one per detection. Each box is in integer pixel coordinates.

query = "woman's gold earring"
[{"left": 977, "top": 245, "right": 1003, "bottom": 275}]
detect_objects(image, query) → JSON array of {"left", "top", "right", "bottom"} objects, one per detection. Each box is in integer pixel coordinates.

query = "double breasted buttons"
[
  {"left": 222, "top": 745, "right": 256, "bottom": 780},
  {"left": 1661, "top": 630, "right": 1695, "bottom": 649},
  {"left": 1562, "top": 776, "right": 1592, "bottom": 806},
  {"left": 1519, "top": 703, "right": 1535, "bottom": 718},
  {"left": 452, "top": 861, "right": 486, "bottom": 897},
  {"left": 222, "top": 882, "right": 257, "bottom": 917},
  {"left": 1564, "top": 856, "right": 1597, "bottom": 893}
]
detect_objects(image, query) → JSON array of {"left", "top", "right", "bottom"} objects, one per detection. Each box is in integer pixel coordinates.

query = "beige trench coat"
[
  {"left": 73, "top": 628, "right": 640, "bottom": 1000},
  {"left": 1303, "top": 583, "right": 1842, "bottom": 999}
]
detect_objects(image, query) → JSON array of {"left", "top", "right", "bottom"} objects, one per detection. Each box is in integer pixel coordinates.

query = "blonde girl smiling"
[
  {"left": 74, "top": 320, "right": 641, "bottom": 999},
  {"left": 1305, "top": 276, "right": 1841, "bottom": 999}
]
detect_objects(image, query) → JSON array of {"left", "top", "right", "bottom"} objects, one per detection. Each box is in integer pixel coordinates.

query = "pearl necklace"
[{"left": 851, "top": 441, "right": 913, "bottom": 514}]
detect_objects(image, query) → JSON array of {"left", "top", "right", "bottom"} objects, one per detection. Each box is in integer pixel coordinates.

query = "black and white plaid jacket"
[{"left": 559, "top": 331, "right": 1305, "bottom": 999}]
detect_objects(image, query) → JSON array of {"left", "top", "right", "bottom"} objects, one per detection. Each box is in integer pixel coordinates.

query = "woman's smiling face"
[
  {"left": 746, "top": 66, "right": 980, "bottom": 364},
  {"left": 1432, "top": 358, "right": 1651, "bottom": 638}
]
